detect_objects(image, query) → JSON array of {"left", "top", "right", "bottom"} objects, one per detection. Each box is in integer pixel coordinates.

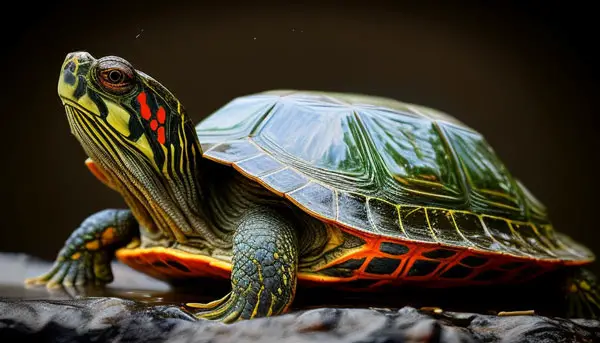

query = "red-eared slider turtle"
[{"left": 26, "top": 52, "right": 599, "bottom": 322}]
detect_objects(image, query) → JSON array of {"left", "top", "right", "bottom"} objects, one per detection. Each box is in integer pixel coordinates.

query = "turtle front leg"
[
  {"left": 187, "top": 207, "right": 298, "bottom": 323},
  {"left": 25, "top": 209, "right": 139, "bottom": 288}
]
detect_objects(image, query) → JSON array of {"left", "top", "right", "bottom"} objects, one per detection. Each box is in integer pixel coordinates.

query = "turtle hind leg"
[
  {"left": 564, "top": 268, "right": 600, "bottom": 319},
  {"left": 187, "top": 207, "right": 298, "bottom": 323},
  {"left": 25, "top": 209, "right": 139, "bottom": 288}
]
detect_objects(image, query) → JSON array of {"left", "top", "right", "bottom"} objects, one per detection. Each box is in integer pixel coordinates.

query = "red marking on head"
[
  {"left": 157, "top": 127, "right": 166, "bottom": 144},
  {"left": 137, "top": 92, "right": 152, "bottom": 120},
  {"left": 150, "top": 120, "right": 158, "bottom": 131},
  {"left": 157, "top": 107, "right": 166, "bottom": 124}
]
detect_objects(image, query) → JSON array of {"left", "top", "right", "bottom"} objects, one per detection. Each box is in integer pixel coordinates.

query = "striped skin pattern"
[{"left": 58, "top": 52, "right": 229, "bottom": 249}]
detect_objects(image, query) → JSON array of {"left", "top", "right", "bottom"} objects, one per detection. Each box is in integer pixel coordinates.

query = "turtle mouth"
[{"left": 61, "top": 98, "right": 99, "bottom": 117}]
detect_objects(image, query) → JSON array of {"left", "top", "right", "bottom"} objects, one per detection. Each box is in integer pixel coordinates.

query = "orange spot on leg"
[
  {"left": 85, "top": 240, "right": 100, "bottom": 251},
  {"left": 101, "top": 227, "right": 116, "bottom": 246}
]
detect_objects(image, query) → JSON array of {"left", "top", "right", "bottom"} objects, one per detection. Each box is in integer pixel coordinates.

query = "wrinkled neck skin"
[{"left": 66, "top": 107, "right": 231, "bottom": 250}]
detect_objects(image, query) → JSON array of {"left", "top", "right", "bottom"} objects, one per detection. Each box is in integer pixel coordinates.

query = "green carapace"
[{"left": 26, "top": 52, "right": 599, "bottom": 323}]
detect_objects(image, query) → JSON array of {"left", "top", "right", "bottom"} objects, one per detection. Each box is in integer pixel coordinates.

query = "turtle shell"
[{"left": 196, "top": 90, "right": 593, "bottom": 264}]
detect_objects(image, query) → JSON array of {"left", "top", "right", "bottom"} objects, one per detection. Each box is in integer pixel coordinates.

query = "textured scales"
[{"left": 195, "top": 90, "right": 593, "bottom": 269}]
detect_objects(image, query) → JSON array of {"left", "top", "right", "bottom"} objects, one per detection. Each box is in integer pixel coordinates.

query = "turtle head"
[
  {"left": 58, "top": 51, "right": 198, "bottom": 172},
  {"left": 58, "top": 51, "right": 210, "bottom": 243}
]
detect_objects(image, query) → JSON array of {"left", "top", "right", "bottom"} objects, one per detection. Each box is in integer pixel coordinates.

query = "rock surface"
[
  {"left": 1, "top": 253, "right": 599, "bottom": 343},
  {"left": 1, "top": 297, "right": 600, "bottom": 343}
]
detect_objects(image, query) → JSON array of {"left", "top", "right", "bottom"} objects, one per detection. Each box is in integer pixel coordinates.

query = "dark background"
[{"left": 1, "top": 1, "right": 599, "bottom": 278}]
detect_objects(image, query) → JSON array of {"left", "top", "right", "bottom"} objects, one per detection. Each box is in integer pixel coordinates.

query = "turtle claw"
[
  {"left": 186, "top": 294, "right": 230, "bottom": 310},
  {"left": 25, "top": 251, "right": 113, "bottom": 289},
  {"left": 188, "top": 293, "right": 247, "bottom": 323},
  {"left": 25, "top": 260, "right": 65, "bottom": 287}
]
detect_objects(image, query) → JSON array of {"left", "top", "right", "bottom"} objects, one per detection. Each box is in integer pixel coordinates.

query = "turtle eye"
[
  {"left": 106, "top": 69, "right": 124, "bottom": 83},
  {"left": 95, "top": 57, "right": 136, "bottom": 94}
]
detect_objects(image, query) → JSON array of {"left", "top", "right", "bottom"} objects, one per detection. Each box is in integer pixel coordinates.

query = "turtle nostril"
[{"left": 64, "top": 61, "right": 76, "bottom": 72}]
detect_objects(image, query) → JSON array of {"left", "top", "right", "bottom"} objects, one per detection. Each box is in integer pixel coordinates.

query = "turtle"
[{"left": 26, "top": 51, "right": 600, "bottom": 323}]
